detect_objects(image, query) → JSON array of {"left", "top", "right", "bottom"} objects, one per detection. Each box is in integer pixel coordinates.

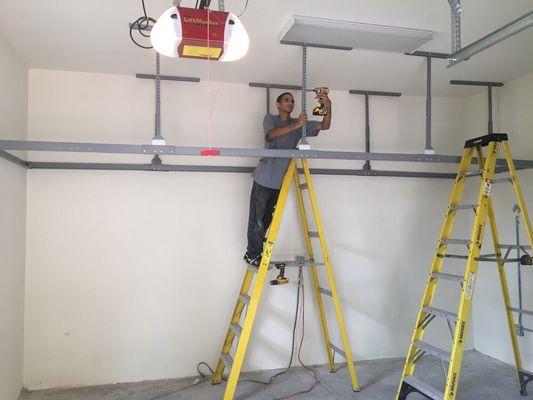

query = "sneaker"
[{"left": 243, "top": 252, "right": 261, "bottom": 267}]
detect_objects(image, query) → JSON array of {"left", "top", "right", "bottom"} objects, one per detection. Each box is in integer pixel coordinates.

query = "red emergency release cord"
[{"left": 201, "top": 8, "right": 221, "bottom": 156}]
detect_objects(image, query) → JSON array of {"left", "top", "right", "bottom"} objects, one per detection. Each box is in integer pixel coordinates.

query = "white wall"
[
  {"left": 24, "top": 68, "right": 473, "bottom": 390},
  {"left": 469, "top": 72, "right": 533, "bottom": 371},
  {"left": 0, "top": 32, "right": 27, "bottom": 400}
]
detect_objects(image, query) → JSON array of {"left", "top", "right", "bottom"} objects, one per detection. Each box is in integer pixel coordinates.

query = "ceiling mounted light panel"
[{"left": 280, "top": 15, "right": 435, "bottom": 53}]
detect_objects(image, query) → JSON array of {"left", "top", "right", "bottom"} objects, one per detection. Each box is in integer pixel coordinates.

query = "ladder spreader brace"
[{"left": 397, "top": 133, "right": 533, "bottom": 400}]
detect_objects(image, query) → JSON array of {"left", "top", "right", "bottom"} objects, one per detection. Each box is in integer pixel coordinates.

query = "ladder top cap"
[{"left": 464, "top": 133, "right": 508, "bottom": 148}]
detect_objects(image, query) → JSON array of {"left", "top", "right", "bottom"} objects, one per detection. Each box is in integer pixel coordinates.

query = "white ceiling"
[{"left": 0, "top": 0, "right": 531, "bottom": 97}]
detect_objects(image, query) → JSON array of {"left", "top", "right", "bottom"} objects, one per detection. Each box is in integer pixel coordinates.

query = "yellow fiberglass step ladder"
[
  {"left": 211, "top": 158, "right": 360, "bottom": 400},
  {"left": 397, "top": 134, "right": 533, "bottom": 400}
]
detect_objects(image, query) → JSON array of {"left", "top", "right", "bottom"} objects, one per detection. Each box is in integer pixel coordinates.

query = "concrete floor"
[{"left": 20, "top": 350, "right": 531, "bottom": 400}]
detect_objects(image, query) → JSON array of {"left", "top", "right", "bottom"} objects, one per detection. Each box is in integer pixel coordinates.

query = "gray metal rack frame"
[{"left": 2, "top": 12, "right": 533, "bottom": 179}]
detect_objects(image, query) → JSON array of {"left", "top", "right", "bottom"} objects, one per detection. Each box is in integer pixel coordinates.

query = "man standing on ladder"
[{"left": 243, "top": 91, "right": 332, "bottom": 266}]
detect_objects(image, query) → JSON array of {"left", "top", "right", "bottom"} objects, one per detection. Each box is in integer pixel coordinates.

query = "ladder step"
[
  {"left": 221, "top": 353, "right": 233, "bottom": 370},
  {"left": 440, "top": 238, "right": 471, "bottom": 246},
  {"left": 423, "top": 306, "right": 458, "bottom": 322},
  {"left": 413, "top": 340, "right": 451, "bottom": 362},
  {"left": 450, "top": 204, "right": 477, "bottom": 211},
  {"left": 309, "top": 231, "right": 320, "bottom": 238},
  {"left": 438, "top": 254, "right": 468, "bottom": 260},
  {"left": 403, "top": 376, "right": 444, "bottom": 400},
  {"left": 318, "top": 286, "right": 332, "bottom": 297},
  {"left": 499, "top": 244, "right": 532, "bottom": 250},
  {"left": 476, "top": 256, "right": 521, "bottom": 263},
  {"left": 329, "top": 342, "right": 346, "bottom": 358},
  {"left": 493, "top": 177, "right": 513, "bottom": 184},
  {"left": 509, "top": 307, "right": 533, "bottom": 317},
  {"left": 239, "top": 294, "right": 250, "bottom": 305},
  {"left": 460, "top": 169, "right": 484, "bottom": 178},
  {"left": 299, "top": 183, "right": 308, "bottom": 190},
  {"left": 247, "top": 263, "right": 275, "bottom": 273},
  {"left": 432, "top": 272, "right": 464, "bottom": 283},
  {"left": 464, "top": 134, "right": 508, "bottom": 148},
  {"left": 229, "top": 323, "right": 243, "bottom": 337}
]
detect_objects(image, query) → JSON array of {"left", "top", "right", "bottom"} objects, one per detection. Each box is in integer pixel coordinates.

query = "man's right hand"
[
  {"left": 266, "top": 112, "right": 309, "bottom": 140},
  {"left": 296, "top": 112, "right": 308, "bottom": 127}
]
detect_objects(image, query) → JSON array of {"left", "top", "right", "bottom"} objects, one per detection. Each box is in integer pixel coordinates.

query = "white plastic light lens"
[
  {"left": 280, "top": 15, "right": 435, "bottom": 53},
  {"left": 150, "top": 7, "right": 182, "bottom": 58},
  {"left": 220, "top": 13, "right": 250, "bottom": 62}
]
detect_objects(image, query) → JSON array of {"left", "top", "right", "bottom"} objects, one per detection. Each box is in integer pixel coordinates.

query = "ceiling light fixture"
[{"left": 280, "top": 15, "right": 435, "bottom": 53}]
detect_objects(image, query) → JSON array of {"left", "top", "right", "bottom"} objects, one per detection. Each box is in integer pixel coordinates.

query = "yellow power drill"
[
  {"left": 269, "top": 263, "right": 289, "bottom": 285},
  {"left": 310, "top": 87, "right": 329, "bottom": 116}
]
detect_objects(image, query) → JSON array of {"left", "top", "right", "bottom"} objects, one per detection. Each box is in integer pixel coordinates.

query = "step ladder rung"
[
  {"left": 413, "top": 340, "right": 451, "bottom": 362},
  {"left": 476, "top": 256, "right": 522, "bottom": 263},
  {"left": 499, "top": 244, "right": 531, "bottom": 250},
  {"left": 438, "top": 253, "right": 468, "bottom": 260},
  {"left": 450, "top": 204, "right": 477, "bottom": 211},
  {"left": 299, "top": 183, "right": 308, "bottom": 190},
  {"left": 432, "top": 272, "right": 464, "bottom": 283},
  {"left": 493, "top": 177, "right": 513, "bottom": 184},
  {"left": 238, "top": 294, "right": 250, "bottom": 305},
  {"left": 440, "top": 238, "right": 471, "bottom": 246},
  {"left": 308, "top": 231, "right": 320, "bottom": 238},
  {"left": 509, "top": 307, "right": 533, "bottom": 317},
  {"left": 229, "top": 323, "right": 243, "bottom": 337},
  {"left": 329, "top": 342, "right": 346, "bottom": 359},
  {"left": 460, "top": 169, "right": 484, "bottom": 178},
  {"left": 318, "top": 286, "right": 332, "bottom": 297},
  {"left": 403, "top": 376, "right": 444, "bottom": 400},
  {"left": 247, "top": 263, "right": 275, "bottom": 273},
  {"left": 443, "top": 253, "right": 521, "bottom": 264},
  {"left": 423, "top": 306, "right": 458, "bottom": 321},
  {"left": 221, "top": 353, "right": 233, "bottom": 370}
]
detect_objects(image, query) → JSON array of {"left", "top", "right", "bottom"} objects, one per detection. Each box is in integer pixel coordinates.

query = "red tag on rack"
[{"left": 200, "top": 149, "right": 221, "bottom": 156}]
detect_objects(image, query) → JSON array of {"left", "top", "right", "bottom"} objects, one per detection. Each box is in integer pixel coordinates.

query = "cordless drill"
[
  {"left": 310, "top": 87, "right": 329, "bottom": 116},
  {"left": 270, "top": 263, "right": 289, "bottom": 285}
]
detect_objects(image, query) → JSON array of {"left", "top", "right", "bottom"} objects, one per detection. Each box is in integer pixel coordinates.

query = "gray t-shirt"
[{"left": 252, "top": 114, "right": 320, "bottom": 189}]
